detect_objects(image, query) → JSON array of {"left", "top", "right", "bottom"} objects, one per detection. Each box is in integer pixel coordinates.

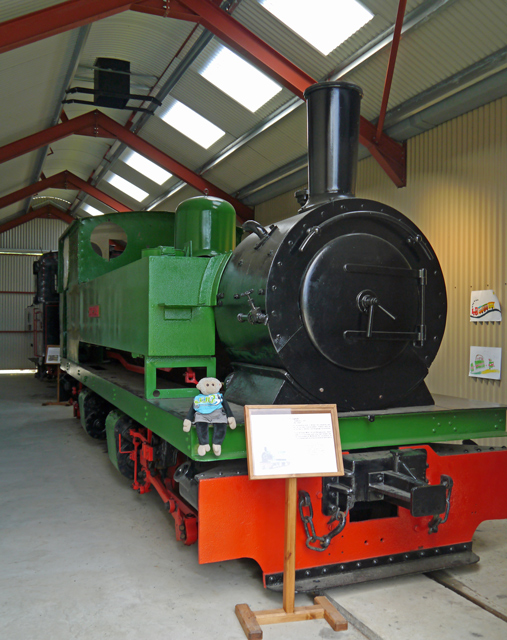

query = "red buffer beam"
[{"left": 0, "top": 171, "right": 131, "bottom": 213}]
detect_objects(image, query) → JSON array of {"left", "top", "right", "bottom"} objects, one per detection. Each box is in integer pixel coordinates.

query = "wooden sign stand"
[
  {"left": 235, "top": 406, "right": 348, "bottom": 639},
  {"left": 42, "top": 347, "right": 70, "bottom": 407},
  {"left": 42, "top": 365, "right": 69, "bottom": 406}
]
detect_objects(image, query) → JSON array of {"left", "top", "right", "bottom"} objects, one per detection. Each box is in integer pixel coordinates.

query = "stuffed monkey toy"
[{"left": 183, "top": 377, "right": 236, "bottom": 456}]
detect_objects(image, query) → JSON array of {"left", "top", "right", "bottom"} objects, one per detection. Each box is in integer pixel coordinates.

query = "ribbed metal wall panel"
[
  {"left": 0, "top": 254, "right": 36, "bottom": 370},
  {"left": 0, "top": 217, "right": 65, "bottom": 369},
  {"left": 0, "top": 292, "right": 33, "bottom": 329},
  {"left": 0, "top": 218, "right": 68, "bottom": 250},
  {"left": 254, "top": 96, "right": 507, "bottom": 408},
  {"left": 0, "top": 334, "right": 33, "bottom": 370},
  {"left": 255, "top": 187, "right": 302, "bottom": 226},
  {"left": 355, "top": 96, "right": 507, "bottom": 405},
  {"left": 0, "top": 255, "right": 35, "bottom": 291}
]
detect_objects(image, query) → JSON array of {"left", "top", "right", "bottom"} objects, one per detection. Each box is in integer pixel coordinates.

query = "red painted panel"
[
  {"left": 198, "top": 446, "right": 507, "bottom": 579},
  {"left": 88, "top": 305, "right": 100, "bottom": 318}
]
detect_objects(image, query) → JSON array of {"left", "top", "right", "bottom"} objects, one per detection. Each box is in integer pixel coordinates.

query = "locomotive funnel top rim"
[{"left": 304, "top": 81, "right": 363, "bottom": 100}]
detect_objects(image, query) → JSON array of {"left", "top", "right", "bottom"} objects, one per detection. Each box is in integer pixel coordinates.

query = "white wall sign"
[
  {"left": 470, "top": 290, "right": 502, "bottom": 321},
  {"left": 469, "top": 346, "right": 502, "bottom": 380}
]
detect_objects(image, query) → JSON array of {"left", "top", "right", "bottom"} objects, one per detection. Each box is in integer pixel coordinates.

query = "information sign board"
[{"left": 244, "top": 404, "right": 343, "bottom": 480}]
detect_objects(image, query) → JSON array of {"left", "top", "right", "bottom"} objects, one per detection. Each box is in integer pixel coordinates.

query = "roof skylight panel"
[
  {"left": 106, "top": 174, "right": 149, "bottom": 202},
  {"left": 82, "top": 204, "right": 105, "bottom": 217},
  {"left": 259, "top": 0, "right": 374, "bottom": 56},
  {"left": 161, "top": 101, "right": 225, "bottom": 149},
  {"left": 123, "top": 151, "right": 172, "bottom": 186},
  {"left": 201, "top": 46, "right": 282, "bottom": 112}
]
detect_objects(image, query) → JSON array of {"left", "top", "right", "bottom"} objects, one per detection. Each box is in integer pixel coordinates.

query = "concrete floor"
[{"left": 1, "top": 374, "right": 506, "bottom": 640}]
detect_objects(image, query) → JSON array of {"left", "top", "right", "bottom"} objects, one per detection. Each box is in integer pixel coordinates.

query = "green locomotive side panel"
[
  {"left": 58, "top": 211, "right": 176, "bottom": 289},
  {"left": 62, "top": 357, "right": 507, "bottom": 461},
  {"left": 66, "top": 252, "right": 231, "bottom": 358},
  {"left": 62, "top": 358, "right": 247, "bottom": 461},
  {"left": 74, "top": 258, "right": 150, "bottom": 356}
]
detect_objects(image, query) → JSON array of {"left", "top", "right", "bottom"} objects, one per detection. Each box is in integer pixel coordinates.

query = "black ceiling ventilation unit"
[{"left": 63, "top": 58, "right": 161, "bottom": 113}]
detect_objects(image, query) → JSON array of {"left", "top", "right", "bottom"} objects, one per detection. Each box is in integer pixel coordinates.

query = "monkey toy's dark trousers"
[{"left": 195, "top": 422, "right": 227, "bottom": 446}]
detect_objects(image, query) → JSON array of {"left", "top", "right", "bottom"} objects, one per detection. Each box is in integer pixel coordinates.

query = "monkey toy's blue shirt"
[{"left": 193, "top": 393, "right": 224, "bottom": 415}]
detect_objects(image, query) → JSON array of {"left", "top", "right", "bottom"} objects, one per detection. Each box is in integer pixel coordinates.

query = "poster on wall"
[
  {"left": 469, "top": 346, "right": 502, "bottom": 380},
  {"left": 470, "top": 290, "right": 502, "bottom": 321}
]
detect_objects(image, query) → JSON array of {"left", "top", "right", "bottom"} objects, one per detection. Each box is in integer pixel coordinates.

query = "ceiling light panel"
[
  {"left": 259, "top": 0, "right": 373, "bottom": 56},
  {"left": 201, "top": 46, "right": 282, "bottom": 112},
  {"left": 82, "top": 204, "right": 105, "bottom": 217},
  {"left": 161, "top": 100, "right": 225, "bottom": 149},
  {"left": 123, "top": 151, "right": 172, "bottom": 185},
  {"left": 106, "top": 174, "right": 149, "bottom": 202}
]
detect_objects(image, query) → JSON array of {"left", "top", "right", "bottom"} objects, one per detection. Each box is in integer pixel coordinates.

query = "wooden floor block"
[
  {"left": 255, "top": 604, "right": 325, "bottom": 624},
  {"left": 314, "top": 596, "right": 348, "bottom": 631},
  {"left": 236, "top": 600, "right": 348, "bottom": 638},
  {"left": 235, "top": 603, "right": 263, "bottom": 640}
]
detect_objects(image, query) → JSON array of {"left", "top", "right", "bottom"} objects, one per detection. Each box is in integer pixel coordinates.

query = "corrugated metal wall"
[
  {"left": 0, "top": 218, "right": 68, "bottom": 370},
  {"left": 355, "top": 96, "right": 507, "bottom": 408},
  {"left": 254, "top": 96, "right": 507, "bottom": 415},
  {"left": 0, "top": 218, "right": 68, "bottom": 251}
]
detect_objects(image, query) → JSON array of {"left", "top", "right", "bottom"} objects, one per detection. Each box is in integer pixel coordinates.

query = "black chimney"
[{"left": 304, "top": 81, "right": 363, "bottom": 207}]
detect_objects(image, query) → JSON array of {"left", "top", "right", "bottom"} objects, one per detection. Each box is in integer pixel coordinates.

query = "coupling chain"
[
  {"left": 298, "top": 490, "right": 350, "bottom": 551},
  {"left": 428, "top": 474, "right": 453, "bottom": 534}
]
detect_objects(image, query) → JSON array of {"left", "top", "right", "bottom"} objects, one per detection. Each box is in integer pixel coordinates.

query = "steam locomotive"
[
  {"left": 26, "top": 252, "right": 60, "bottom": 379},
  {"left": 59, "top": 82, "right": 507, "bottom": 591}
]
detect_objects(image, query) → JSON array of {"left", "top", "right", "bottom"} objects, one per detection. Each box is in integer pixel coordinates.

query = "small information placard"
[
  {"left": 244, "top": 405, "right": 343, "bottom": 480},
  {"left": 45, "top": 346, "right": 61, "bottom": 365}
]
